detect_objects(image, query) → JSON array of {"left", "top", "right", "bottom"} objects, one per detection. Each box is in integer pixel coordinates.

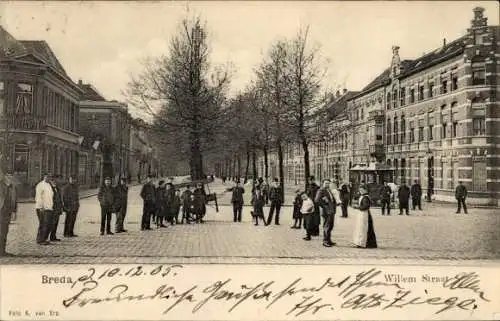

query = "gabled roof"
[
  {"left": 324, "top": 90, "right": 360, "bottom": 121},
  {"left": 18, "top": 40, "right": 68, "bottom": 76},
  {"left": 0, "top": 25, "right": 25, "bottom": 57},
  {"left": 352, "top": 35, "right": 467, "bottom": 99},
  {"left": 78, "top": 82, "right": 106, "bottom": 101}
]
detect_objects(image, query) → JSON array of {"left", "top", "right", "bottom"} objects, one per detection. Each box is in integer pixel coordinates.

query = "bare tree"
[
  {"left": 124, "top": 16, "right": 231, "bottom": 180},
  {"left": 283, "top": 26, "right": 330, "bottom": 189}
]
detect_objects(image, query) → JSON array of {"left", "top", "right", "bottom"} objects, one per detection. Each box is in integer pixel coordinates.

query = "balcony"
[{"left": 6, "top": 115, "right": 46, "bottom": 131}]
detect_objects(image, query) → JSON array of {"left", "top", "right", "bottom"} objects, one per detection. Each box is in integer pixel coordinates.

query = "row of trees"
[{"left": 125, "top": 15, "right": 334, "bottom": 197}]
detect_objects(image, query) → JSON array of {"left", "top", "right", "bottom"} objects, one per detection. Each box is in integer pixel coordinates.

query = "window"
[
  {"left": 418, "top": 85, "right": 424, "bottom": 101},
  {"left": 428, "top": 82, "right": 434, "bottom": 98},
  {"left": 393, "top": 117, "right": 399, "bottom": 144},
  {"left": 428, "top": 125, "right": 434, "bottom": 140},
  {"left": 410, "top": 127, "right": 415, "bottom": 143},
  {"left": 400, "top": 87, "right": 406, "bottom": 106},
  {"left": 452, "top": 121, "right": 458, "bottom": 138},
  {"left": 418, "top": 126, "right": 424, "bottom": 141},
  {"left": 474, "top": 32, "right": 484, "bottom": 45},
  {"left": 441, "top": 104, "right": 446, "bottom": 111},
  {"left": 441, "top": 80, "right": 448, "bottom": 94},
  {"left": 361, "top": 108, "right": 364, "bottom": 120},
  {"left": 401, "top": 116, "right": 406, "bottom": 143},
  {"left": 473, "top": 117, "right": 485, "bottom": 136},
  {"left": 392, "top": 90, "right": 398, "bottom": 108},
  {"left": 387, "top": 119, "right": 392, "bottom": 145},
  {"left": 472, "top": 62, "right": 486, "bottom": 85},
  {"left": 386, "top": 93, "right": 391, "bottom": 109},
  {"left": 15, "top": 83, "right": 33, "bottom": 115},
  {"left": 410, "top": 88, "right": 415, "bottom": 103},
  {"left": 451, "top": 72, "right": 458, "bottom": 91},
  {"left": 442, "top": 123, "right": 447, "bottom": 138}
]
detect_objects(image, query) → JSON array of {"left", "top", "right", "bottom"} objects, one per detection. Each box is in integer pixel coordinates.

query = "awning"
[{"left": 350, "top": 162, "right": 395, "bottom": 172}]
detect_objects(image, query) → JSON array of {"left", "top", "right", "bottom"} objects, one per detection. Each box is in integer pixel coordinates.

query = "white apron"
[{"left": 353, "top": 196, "right": 369, "bottom": 247}]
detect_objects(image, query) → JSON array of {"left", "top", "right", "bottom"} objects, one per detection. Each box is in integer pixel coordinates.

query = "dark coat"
[
  {"left": 398, "top": 185, "right": 411, "bottom": 202},
  {"left": 140, "top": 182, "right": 156, "bottom": 203},
  {"left": 306, "top": 183, "right": 320, "bottom": 200},
  {"left": 114, "top": 185, "right": 128, "bottom": 208},
  {"left": 182, "top": 189, "right": 192, "bottom": 206},
  {"left": 314, "top": 187, "right": 337, "bottom": 215},
  {"left": 455, "top": 184, "right": 467, "bottom": 199},
  {"left": 62, "top": 183, "right": 79, "bottom": 212},
  {"left": 410, "top": 183, "right": 422, "bottom": 197},
  {"left": 251, "top": 192, "right": 265, "bottom": 216},
  {"left": 155, "top": 186, "right": 165, "bottom": 213},
  {"left": 231, "top": 186, "right": 245, "bottom": 204},
  {"left": 51, "top": 184, "right": 63, "bottom": 215},
  {"left": 292, "top": 194, "right": 302, "bottom": 219},
  {"left": 340, "top": 184, "right": 350, "bottom": 203},
  {"left": 193, "top": 188, "right": 206, "bottom": 206},
  {"left": 98, "top": 185, "right": 115, "bottom": 209},
  {"left": 268, "top": 185, "right": 282, "bottom": 204},
  {"left": 381, "top": 185, "right": 392, "bottom": 200}
]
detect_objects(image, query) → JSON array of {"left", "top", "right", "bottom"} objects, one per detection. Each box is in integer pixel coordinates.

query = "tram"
[{"left": 349, "top": 162, "right": 394, "bottom": 206}]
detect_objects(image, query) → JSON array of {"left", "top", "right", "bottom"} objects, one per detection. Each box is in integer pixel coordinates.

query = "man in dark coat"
[
  {"left": 455, "top": 181, "right": 468, "bottom": 214},
  {"left": 339, "top": 182, "right": 350, "bottom": 218},
  {"left": 0, "top": 169, "right": 18, "bottom": 256},
  {"left": 63, "top": 176, "right": 80, "bottom": 237},
  {"left": 427, "top": 175, "right": 434, "bottom": 203},
  {"left": 314, "top": 179, "right": 340, "bottom": 247},
  {"left": 98, "top": 177, "right": 115, "bottom": 235},
  {"left": 49, "top": 175, "right": 64, "bottom": 241},
  {"left": 305, "top": 176, "right": 320, "bottom": 236},
  {"left": 266, "top": 178, "right": 283, "bottom": 225},
  {"left": 181, "top": 185, "right": 193, "bottom": 224},
  {"left": 398, "top": 181, "right": 411, "bottom": 216},
  {"left": 155, "top": 180, "right": 166, "bottom": 228},
  {"left": 114, "top": 177, "right": 129, "bottom": 233},
  {"left": 193, "top": 183, "right": 206, "bottom": 223},
  {"left": 140, "top": 175, "right": 156, "bottom": 230},
  {"left": 410, "top": 180, "right": 422, "bottom": 210},
  {"left": 164, "top": 183, "right": 176, "bottom": 225},
  {"left": 231, "top": 180, "right": 245, "bottom": 222},
  {"left": 381, "top": 181, "right": 392, "bottom": 215}
]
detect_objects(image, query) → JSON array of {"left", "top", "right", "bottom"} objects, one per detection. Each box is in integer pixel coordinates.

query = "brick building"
[
  {"left": 0, "top": 26, "right": 82, "bottom": 196},
  {"left": 78, "top": 81, "right": 131, "bottom": 185}
]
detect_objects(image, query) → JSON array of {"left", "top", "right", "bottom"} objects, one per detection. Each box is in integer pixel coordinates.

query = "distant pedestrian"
[
  {"left": 155, "top": 180, "right": 166, "bottom": 228},
  {"left": 291, "top": 189, "right": 303, "bottom": 229},
  {"left": 165, "top": 183, "right": 176, "bottom": 225},
  {"left": 189, "top": 194, "right": 202, "bottom": 223},
  {"left": 140, "top": 175, "right": 156, "bottom": 230},
  {"left": 266, "top": 178, "right": 283, "bottom": 226},
  {"left": 410, "top": 180, "right": 422, "bottom": 210},
  {"left": 398, "top": 181, "right": 410, "bottom": 215},
  {"left": 114, "top": 178, "right": 129, "bottom": 233},
  {"left": 63, "top": 176, "right": 80, "bottom": 237},
  {"left": 48, "top": 176, "right": 63, "bottom": 242},
  {"left": 0, "top": 169, "right": 18, "bottom": 256},
  {"left": 173, "top": 190, "right": 181, "bottom": 224},
  {"left": 455, "top": 181, "right": 468, "bottom": 214},
  {"left": 381, "top": 181, "right": 392, "bottom": 215},
  {"left": 300, "top": 193, "right": 315, "bottom": 241},
  {"left": 306, "top": 176, "right": 321, "bottom": 236},
  {"left": 193, "top": 183, "right": 206, "bottom": 223},
  {"left": 35, "top": 173, "right": 53, "bottom": 245},
  {"left": 315, "top": 179, "right": 341, "bottom": 247},
  {"left": 251, "top": 186, "right": 266, "bottom": 226},
  {"left": 231, "top": 180, "right": 245, "bottom": 222},
  {"left": 339, "top": 182, "right": 350, "bottom": 218},
  {"left": 352, "top": 185, "right": 377, "bottom": 248},
  {"left": 98, "top": 177, "right": 115, "bottom": 235},
  {"left": 427, "top": 175, "right": 434, "bottom": 203}
]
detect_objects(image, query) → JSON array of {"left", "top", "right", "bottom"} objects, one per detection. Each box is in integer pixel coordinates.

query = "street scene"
[{"left": 0, "top": 2, "right": 499, "bottom": 265}]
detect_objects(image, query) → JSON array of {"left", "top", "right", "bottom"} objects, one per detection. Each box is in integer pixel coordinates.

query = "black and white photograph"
[{"left": 0, "top": 1, "right": 499, "bottom": 320}]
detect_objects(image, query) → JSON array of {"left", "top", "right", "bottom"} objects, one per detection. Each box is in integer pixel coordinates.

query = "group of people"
[{"left": 34, "top": 173, "right": 80, "bottom": 245}]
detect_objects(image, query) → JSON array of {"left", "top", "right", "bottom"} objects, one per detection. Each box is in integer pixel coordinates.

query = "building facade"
[
  {"left": 259, "top": 7, "right": 499, "bottom": 206},
  {"left": 0, "top": 26, "right": 82, "bottom": 196}
]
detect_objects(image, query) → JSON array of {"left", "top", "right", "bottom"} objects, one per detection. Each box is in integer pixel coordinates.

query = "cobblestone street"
[{"left": 1, "top": 182, "right": 499, "bottom": 264}]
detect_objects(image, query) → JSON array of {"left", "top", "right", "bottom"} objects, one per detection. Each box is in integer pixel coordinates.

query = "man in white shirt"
[
  {"left": 35, "top": 173, "right": 54, "bottom": 245},
  {"left": 314, "top": 179, "right": 341, "bottom": 247}
]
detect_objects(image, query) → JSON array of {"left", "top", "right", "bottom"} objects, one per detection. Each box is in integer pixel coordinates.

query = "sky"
[{"left": 0, "top": 1, "right": 498, "bottom": 117}]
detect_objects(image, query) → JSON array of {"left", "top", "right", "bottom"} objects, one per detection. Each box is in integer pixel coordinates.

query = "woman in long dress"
[{"left": 353, "top": 185, "right": 377, "bottom": 248}]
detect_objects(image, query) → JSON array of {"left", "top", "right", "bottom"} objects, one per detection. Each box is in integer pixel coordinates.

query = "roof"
[
  {"left": 324, "top": 90, "right": 359, "bottom": 121},
  {"left": 78, "top": 83, "right": 106, "bottom": 101},
  {"left": 352, "top": 35, "right": 467, "bottom": 99},
  {"left": 18, "top": 40, "right": 68, "bottom": 75}
]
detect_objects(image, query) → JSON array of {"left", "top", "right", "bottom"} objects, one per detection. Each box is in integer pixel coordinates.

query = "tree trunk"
[
  {"left": 277, "top": 139, "right": 285, "bottom": 203},
  {"left": 190, "top": 132, "right": 204, "bottom": 180},
  {"left": 263, "top": 144, "right": 269, "bottom": 181},
  {"left": 252, "top": 148, "right": 257, "bottom": 181},
  {"left": 237, "top": 155, "right": 242, "bottom": 180},
  {"left": 302, "top": 138, "right": 310, "bottom": 191},
  {"left": 244, "top": 145, "right": 250, "bottom": 183}
]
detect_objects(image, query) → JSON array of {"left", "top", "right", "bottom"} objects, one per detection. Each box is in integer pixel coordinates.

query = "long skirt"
[{"left": 353, "top": 210, "right": 377, "bottom": 248}]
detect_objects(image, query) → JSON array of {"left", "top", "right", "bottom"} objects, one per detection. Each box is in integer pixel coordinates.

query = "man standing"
[
  {"left": 266, "top": 178, "right": 283, "bottom": 226},
  {"left": 381, "top": 181, "right": 392, "bottom": 215},
  {"left": 114, "top": 177, "right": 129, "bottom": 233},
  {"left": 306, "top": 176, "right": 320, "bottom": 236},
  {"left": 455, "top": 181, "right": 468, "bottom": 214},
  {"left": 314, "top": 179, "right": 340, "bottom": 247},
  {"left": 140, "top": 175, "right": 156, "bottom": 230},
  {"left": 193, "top": 183, "right": 207, "bottom": 223},
  {"left": 427, "top": 175, "right": 434, "bottom": 203},
  {"left": 48, "top": 175, "right": 63, "bottom": 242},
  {"left": 410, "top": 179, "right": 422, "bottom": 210},
  {"left": 98, "top": 177, "right": 115, "bottom": 235},
  {"left": 35, "top": 173, "right": 53, "bottom": 245},
  {"left": 0, "top": 169, "right": 18, "bottom": 256},
  {"left": 231, "top": 180, "right": 245, "bottom": 222},
  {"left": 339, "top": 182, "right": 350, "bottom": 218},
  {"left": 398, "top": 181, "right": 411, "bottom": 215},
  {"left": 63, "top": 176, "right": 80, "bottom": 237},
  {"left": 181, "top": 185, "right": 193, "bottom": 224}
]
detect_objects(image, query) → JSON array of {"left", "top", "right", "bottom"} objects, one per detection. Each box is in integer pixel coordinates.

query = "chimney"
[
  {"left": 336, "top": 90, "right": 340, "bottom": 98},
  {"left": 78, "top": 79, "right": 83, "bottom": 86},
  {"left": 343, "top": 89, "right": 347, "bottom": 94},
  {"left": 443, "top": 38, "right": 446, "bottom": 47}
]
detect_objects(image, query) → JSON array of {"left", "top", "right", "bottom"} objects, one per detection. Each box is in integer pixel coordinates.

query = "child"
[
  {"left": 251, "top": 187, "right": 267, "bottom": 226},
  {"left": 189, "top": 194, "right": 201, "bottom": 223},
  {"left": 291, "top": 189, "right": 303, "bottom": 229},
  {"left": 300, "top": 193, "right": 315, "bottom": 241}
]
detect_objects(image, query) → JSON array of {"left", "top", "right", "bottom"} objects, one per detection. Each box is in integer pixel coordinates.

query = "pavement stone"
[{"left": 1, "top": 183, "right": 499, "bottom": 265}]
